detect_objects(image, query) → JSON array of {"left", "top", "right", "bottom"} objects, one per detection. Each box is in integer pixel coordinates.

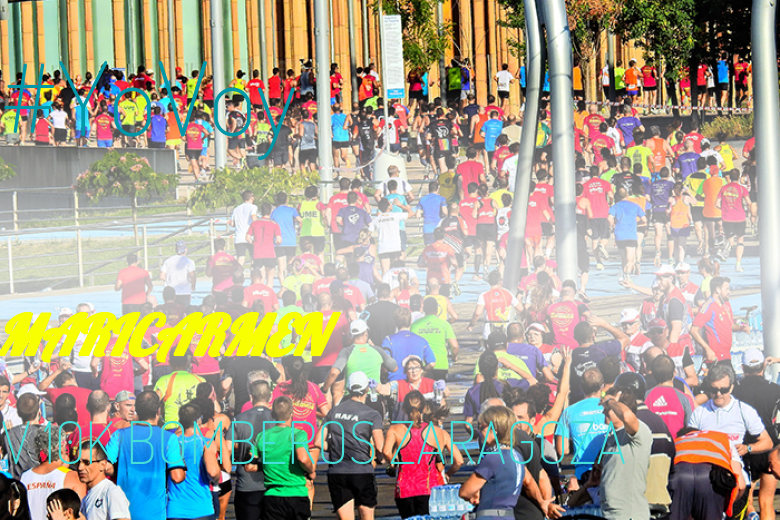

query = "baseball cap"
[
  {"left": 58, "top": 307, "right": 73, "bottom": 318},
  {"left": 562, "top": 279, "right": 577, "bottom": 291},
  {"left": 646, "top": 317, "right": 667, "bottom": 331},
  {"left": 742, "top": 348, "right": 765, "bottom": 368},
  {"left": 350, "top": 319, "right": 368, "bottom": 336},
  {"left": 619, "top": 308, "right": 640, "bottom": 323},
  {"left": 654, "top": 265, "right": 676, "bottom": 277},
  {"left": 115, "top": 390, "right": 136, "bottom": 403},
  {"left": 146, "top": 69, "right": 154, "bottom": 75},
  {"left": 402, "top": 355, "right": 423, "bottom": 368},
  {"left": 675, "top": 262, "right": 691, "bottom": 273},
  {"left": 614, "top": 372, "right": 646, "bottom": 397},
  {"left": 175, "top": 66, "right": 182, "bottom": 73},
  {"left": 546, "top": 259, "right": 558, "bottom": 268},
  {"left": 487, "top": 331, "right": 508, "bottom": 349},
  {"left": 526, "top": 323, "right": 545, "bottom": 334},
  {"left": 17, "top": 383, "right": 46, "bottom": 397},
  {"left": 175, "top": 240, "right": 187, "bottom": 254},
  {"left": 347, "top": 371, "right": 370, "bottom": 393}
]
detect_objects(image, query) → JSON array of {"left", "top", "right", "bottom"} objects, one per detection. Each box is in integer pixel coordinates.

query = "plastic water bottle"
[
  {"left": 434, "top": 380, "right": 446, "bottom": 404},
  {"left": 390, "top": 381, "right": 398, "bottom": 401},
  {"left": 368, "top": 379, "right": 378, "bottom": 403},
  {"left": 447, "top": 485, "right": 457, "bottom": 514},
  {"left": 429, "top": 487, "right": 440, "bottom": 517}
]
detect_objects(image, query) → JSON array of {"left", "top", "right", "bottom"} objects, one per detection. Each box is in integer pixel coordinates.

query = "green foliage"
[
  {"left": 74, "top": 151, "right": 179, "bottom": 203},
  {"left": 187, "top": 167, "right": 320, "bottom": 215},
  {"left": 702, "top": 114, "right": 754, "bottom": 140},
  {"left": 0, "top": 156, "right": 17, "bottom": 183},
  {"left": 377, "top": 0, "right": 452, "bottom": 72}
]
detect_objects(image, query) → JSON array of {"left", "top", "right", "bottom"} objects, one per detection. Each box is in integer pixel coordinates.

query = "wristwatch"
[{"left": 748, "top": 445, "right": 753, "bottom": 453}]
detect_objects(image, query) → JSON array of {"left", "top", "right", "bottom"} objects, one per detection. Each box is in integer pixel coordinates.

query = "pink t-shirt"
[
  {"left": 100, "top": 339, "right": 135, "bottom": 399},
  {"left": 271, "top": 380, "right": 326, "bottom": 446},
  {"left": 718, "top": 182, "right": 749, "bottom": 222}
]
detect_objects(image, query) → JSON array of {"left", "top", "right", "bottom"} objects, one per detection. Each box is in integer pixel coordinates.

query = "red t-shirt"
[
  {"left": 583, "top": 114, "right": 605, "bottom": 137},
  {"left": 208, "top": 251, "right": 240, "bottom": 293},
  {"left": 546, "top": 300, "right": 585, "bottom": 348},
  {"left": 46, "top": 386, "right": 91, "bottom": 425},
  {"left": 421, "top": 241, "right": 455, "bottom": 283},
  {"left": 692, "top": 299, "right": 734, "bottom": 360},
  {"left": 743, "top": 137, "right": 755, "bottom": 157},
  {"left": 342, "top": 283, "right": 366, "bottom": 311},
  {"left": 526, "top": 190, "right": 549, "bottom": 236},
  {"left": 268, "top": 76, "right": 283, "bottom": 99},
  {"left": 327, "top": 192, "right": 350, "bottom": 232},
  {"left": 246, "top": 218, "right": 281, "bottom": 259},
  {"left": 243, "top": 283, "right": 279, "bottom": 310},
  {"left": 330, "top": 73, "right": 343, "bottom": 97},
  {"left": 582, "top": 177, "right": 614, "bottom": 218},
  {"left": 313, "top": 276, "right": 336, "bottom": 295},
  {"left": 316, "top": 310, "right": 349, "bottom": 366},
  {"left": 456, "top": 161, "right": 484, "bottom": 194},
  {"left": 116, "top": 265, "right": 150, "bottom": 304},
  {"left": 34, "top": 119, "right": 50, "bottom": 142},
  {"left": 100, "top": 339, "right": 135, "bottom": 399},
  {"left": 476, "top": 197, "right": 497, "bottom": 225},
  {"left": 95, "top": 113, "right": 114, "bottom": 140},
  {"left": 493, "top": 147, "right": 512, "bottom": 175},
  {"left": 684, "top": 132, "right": 705, "bottom": 154},
  {"left": 459, "top": 196, "right": 479, "bottom": 235},
  {"left": 590, "top": 133, "right": 615, "bottom": 164},
  {"left": 247, "top": 78, "right": 265, "bottom": 106},
  {"left": 185, "top": 123, "right": 206, "bottom": 149}
]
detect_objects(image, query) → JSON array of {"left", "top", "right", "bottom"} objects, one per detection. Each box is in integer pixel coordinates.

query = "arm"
[
  {"left": 690, "top": 325, "right": 716, "bottom": 362},
  {"left": 737, "top": 429, "right": 773, "bottom": 456},
  {"left": 498, "top": 357, "right": 538, "bottom": 385},
  {"left": 458, "top": 472, "right": 486, "bottom": 505},
  {"left": 202, "top": 438, "right": 222, "bottom": 480},
  {"left": 448, "top": 338, "right": 459, "bottom": 363},
  {"left": 602, "top": 394, "right": 640, "bottom": 435},
  {"left": 295, "top": 446, "right": 316, "bottom": 475},
  {"left": 588, "top": 315, "right": 629, "bottom": 349},
  {"left": 37, "top": 360, "right": 72, "bottom": 391},
  {"left": 537, "top": 351, "right": 571, "bottom": 437}
]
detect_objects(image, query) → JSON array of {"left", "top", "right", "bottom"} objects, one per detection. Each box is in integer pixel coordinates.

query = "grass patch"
[{"left": 702, "top": 114, "right": 753, "bottom": 140}]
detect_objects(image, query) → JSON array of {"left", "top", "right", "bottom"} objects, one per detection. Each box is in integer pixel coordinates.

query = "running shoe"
[
  {"left": 736, "top": 263, "right": 744, "bottom": 273},
  {"left": 597, "top": 243, "right": 610, "bottom": 260}
]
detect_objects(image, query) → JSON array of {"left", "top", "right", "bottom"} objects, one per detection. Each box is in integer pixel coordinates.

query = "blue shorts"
[
  {"left": 627, "top": 90, "right": 639, "bottom": 96},
  {"left": 97, "top": 139, "right": 113, "bottom": 147},
  {"left": 75, "top": 128, "right": 90, "bottom": 139}
]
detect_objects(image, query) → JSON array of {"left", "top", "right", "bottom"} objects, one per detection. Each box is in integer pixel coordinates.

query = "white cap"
[
  {"left": 675, "top": 262, "right": 691, "bottom": 273},
  {"left": 742, "top": 348, "right": 765, "bottom": 368},
  {"left": 17, "top": 383, "right": 46, "bottom": 397},
  {"left": 350, "top": 319, "right": 368, "bottom": 336},
  {"left": 347, "top": 371, "right": 370, "bottom": 393},
  {"left": 58, "top": 307, "right": 73, "bottom": 317},
  {"left": 654, "top": 265, "right": 677, "bottom": 277},
  {"left": 619, "top": 308, "right": 641, "bottom": 323},
  {"left": 526, "top": 323, "right": 545, "bottom": 333}
]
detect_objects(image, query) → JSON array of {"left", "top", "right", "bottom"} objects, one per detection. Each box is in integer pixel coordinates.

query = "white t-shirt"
[
  {"left": 496, "top": 207, "right": 512, "bottom": 238},
  {"left": 379, "top": 177, "right": 412, "bottom": 198},
  {"left": 502, "top": 154, "right": 519, "bottom": 190},
  {"left": 231, "top": 202, "right": 258, "bottom": 244},
  {"left": 369, "top": 212, "right": 408, "bottom": 254},
  {"left": 496, "top": 70, "right": 514, "bottom": 92},
  {"left": 0, "top": 401, "right": 21, "bottom": 428},
  {"left": 602, "top": 66, "right": 611, "bottom": 86},
  {"left": 381, "top": 267, "right": 419, "bottom": 290},
  {"left": 161, "top": 255, "right": 196, "bottom": 295},
  {"left": 82, "top": 479, "right": 131, "bottom": 520},
  {"left": 50, "top": 110, "right": 68, "bottom": 129},
  {"left": 606, "top": 127, "right": 623, "bottom": 154}
]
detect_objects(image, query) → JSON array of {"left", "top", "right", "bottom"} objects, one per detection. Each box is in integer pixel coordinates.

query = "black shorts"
[
  {"left": 573, "top": 89, "right": 585, "bottom": 98},
  {"left": 589, "top": 218, "right": 610, "bottom": 240},
  {"left": 652, "top": 211, "right": 669, "bottom": 225},
  {"left": 691, "top": 206, "right": 704, "bottom": 222},
  {"left": 644, "top": 86, "right": 657, "bottom": 92},
  {"left": 149, "top": 141, "right": 165, "bottom": 149},
  {"left": 541, "top": 222, "right": 554, "bottom": 237},
  {"left": 253, "top": 257, "right": 277, "bottom": 269},
  {"left": 301, "top": 236, "right": 325, "bottom": 253},
  {"left": 395, "top": 495, "right": 429, "bottom": 518},
  {"left": 723, "top": 220, "right": 746, "bottom": 238},
  {"left": 736, "top": 83, "right": 749, "bottom": 93},
  {"left": 718, "top": 82, "right": 729, "bottom": 92},
  {"left": 271, "top": 151, "right": 289, "bottom": 165},
  {"left": 328, "top": 473, "right": 378, "bottom": 510},
  {"left": 476, "top": 223, "right": 497, "bottom": 242},
  {"left": 702, "top": 216, "right": 721, "bottom": 223},
  {"left": 53, "top": 128, "right": 67, "bottom": 142},
  {"left": 235, "top": 243, "right": 252, "bottom": 258},
  {"left": 410, "top": 90, "right": 424, "bottom": 100},
  {"left": 122, "top": 124, "right": 136, "bottom": 135},
  {"left": 463, "top": 235, "right": 480, "bottom": 249},
  {"left": 333, "top": 141, "right": 350, "bottom": 149},
  {"left": 229, "top": 137, "right": 246, "bottom": 150},
  {"left": 35, "top": 141, "right": 49, "bottom": 146},
  {"left": 472, "top": 142, "right": 485, "bottom": 150},
  {"left": 745, "top": 451, "right": 772, "bottom": 480},
  {"left": 616, "top": 88, "right": 627, "bottom": 97},
  {"left": 455, "top": 253, "right": 465, "bottom": 268},
  {"left": 185, "top": 148, "right": 202, "bottom": 160},
  {"left": 262, "top": 496, "right": 309, "bottom": 520},
  {"left": 275, "top": 246, "right": 296, "bottom": 258},
  {"left": 497, "top": 90, "right": 510, "bottom": 100},
  {"left": 616, "top": 239, "right": 638, "bottom": 248},
  {"left": 433, "top": 148, "right": 453, "bottom": 160},
  {"left": 122, "top": 303, "right": 144, "bottom": 315},
  {"left": 299, "top": 148, "right": 317, "bottom": 164},
  {"left": 379, "top": 251, "right": 401, "bottom": 261}
]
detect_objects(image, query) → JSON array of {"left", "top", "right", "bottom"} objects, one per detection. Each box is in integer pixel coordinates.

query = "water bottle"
[
  {"left": 390, "top": 380, "right": 399, "bottom": 401},
  {"left": 447, "top": 485, "right": 457, "bottom": 514},
  {"left": 0, "top": 457, "right": 8, "bottom": 474},
  {"left": 434, "top": 380, "right": 445, "bottom": 404},
  {"left": 429, "top": 487, "right": 441, "bottom": 517},
  {"left": 369, "top": 379, "right": 378, "bottom": 403}
]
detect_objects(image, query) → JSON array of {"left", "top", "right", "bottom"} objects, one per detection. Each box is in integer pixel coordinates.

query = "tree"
[
  {"left": 377, "top": 0, "right": 453, "bottom": 73},
  {"left": 0, "top": 156, "right": 16, "bottom": 183}
]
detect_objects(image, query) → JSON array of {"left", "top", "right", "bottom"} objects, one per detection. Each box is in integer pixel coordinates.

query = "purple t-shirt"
[
  {"left": 338, "top": 205, "right": 372, "bottom": 243},
  {"left": 506, "top": 342, "right": 548, "bottom": 378},
  {"left": 616, "top": 116, "right": 642, "bottom": 147},
  {"left": 474, "top": 447, "right": 526, "bottom": 511},
  {"left": 150, "top": 115, "right": 167, "bottom": 143},
  {"left": 675, "top": 152, "right": 701, "bottom": 180},
  {"left": 651, "top": 179, "right": 675, "bottom": 212},
  {"left": 463, "top": 379, "right": 529, "bottom": 420}
]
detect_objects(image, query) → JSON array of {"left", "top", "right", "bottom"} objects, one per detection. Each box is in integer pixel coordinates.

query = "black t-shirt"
[
  {"left": 429, "top": 119, "right": 453, "bottom": 153},
  {"left": 358, "top": 118, "right": 375, "bottom": 148},
  {"left": 273, "top": 125, "right": 293, "bottom": 152},
  {"left": 223, "top": 357, "right": 281, "bottom": 411},
  {"left": 232, "top": 405, "right": 274, "bottom": 492},
  {"left": 636, "top": 404, "right": 676, "bottom": 460},
  {"left": 570, "top": 340, "right": 622, "bottom": 402},
  {"left": 733, "top": 375, "right": 780, "bottom": 444},
  {"left": 513, "top": 431, "right": 545, "bottom": 520},
  {"left": 464, "top": 103, "right": 480, "bottom": 120},
  {"left": 365, "top": 300, "right": 400, "bottom": 346},
  {"left": 612, "top": 172, "right": 642, "bottom": 194},
  {"left": 326, "top": 398, "right": 383, "bottom": 474}
]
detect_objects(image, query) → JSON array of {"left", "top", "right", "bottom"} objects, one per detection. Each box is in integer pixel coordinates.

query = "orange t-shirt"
[
  {"left": 647, "top": 136, "right": 667, "bottom": 171},
  {"left": 166, "top": 112, "right": 182, "bottom": 140},
  {"left": 702, "top": 176, "right": 726, "bottom": 219},
  {"left": 625, "top": 68, "right": 639, "bottom": 89}
]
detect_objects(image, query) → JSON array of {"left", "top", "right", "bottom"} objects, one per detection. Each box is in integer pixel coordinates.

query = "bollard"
[
  {"left": 73, "top": 191, "right": 79, "bottom": 226},
  {"left": 76, "top": 230, "right": 84, "bottom": 287},
  {"left": 12, "top": 191, "right": 18, "bottom": 231}
]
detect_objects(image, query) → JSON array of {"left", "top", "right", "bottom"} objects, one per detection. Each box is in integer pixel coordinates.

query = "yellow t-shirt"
[
  {"left": 119, "top": 99, "right": 138, "bottom": 126},
  {"left": 473, "top": 351, "right": 533, "bottom": 381}
]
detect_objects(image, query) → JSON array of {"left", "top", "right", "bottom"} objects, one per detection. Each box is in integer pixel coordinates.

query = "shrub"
[
  {"left": 702, "top": 114, "right": 753, "bottom": 140},
  {"left": 74, "top": 151, "right": 179, "bottom": 203}
]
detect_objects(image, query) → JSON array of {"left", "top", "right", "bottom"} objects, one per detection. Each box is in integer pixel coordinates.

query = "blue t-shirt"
[
  {"left": 386, "top": 193, "right": 408, "bottom": 230},
  {"left": 167, "top": 432, "right": 215, "bottom": 519},
  {"left": 417, "top": 193, "right": 447, "bottom": 233},
  {"left": 475, "top": 447, "right": 525, "bottom": 511},
  {"left": 506, "top": 342, "right": 548, "bottom": 378},
  {"left": 483, "top": 119, "right": 504, "bottom": 151},
  {"left": 555, "top": 397, "right": 610, "bottom": 478},
  {"left": 675, "top": 152, "right": 701, "bottom": 180},
  {"left": 609, "top": 200, "right": 645, "bottom": 241},
  {"left": 152, "top": 100, "right": 168, "bottom": 115},
  {"left": 195, "top": 119, "right": 214, "bottom": 148},
  {"left": 616, "top": 116, "right": 643, "bottom": 147},
  {"left": 519, "top": 66, "right": 527, "bottom": 88},
  {"left": 717, "top": 60, "right": 729, "bottom": 84},
  {"left": 332, "top": 112, "right": 349, "bottom": 142},
  {"left": 150, "top": 115, "right": 167, "bottom": 143},
  {"left": 422, "top": 72, "right": 430, "bottom": 96},
  {"left": 382, "top": 330, "right": 436, "bottom": 381},
  {"left": 651, "top": 179, "right": 675, "bottom": 211},
  {"left": 543, "top": 71, "right": 550, "bottom": 92},
  {"left": 40, "top": 101, "right": 52, "bottom": 118},
  {"left": 106, "top": 423, "right": 185, "bottom": 520},
  {"left": 271, "top": 205, "right": 301, "bottom": 247},
  {"left": 461, "top": 68, "right": 471, "bottom": 90},
  {"left": 337, "top": 205, "right": 371, "bottom": 243}
]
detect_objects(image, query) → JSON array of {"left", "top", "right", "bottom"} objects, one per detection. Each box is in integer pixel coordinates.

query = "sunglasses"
[
  {"left": 711, "top": 386, "right": 731, "bottom": 395},
  {"left": 77, "top": 458, "right": 105, "bottom": 466}
]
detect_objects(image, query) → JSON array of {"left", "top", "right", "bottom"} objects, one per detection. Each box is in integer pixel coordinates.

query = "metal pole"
[
  {"left": 7, "top": 236, "right": 13, "bottom": 294},
  {"left": 270, "top": 0, "right": 277, "bottom": 66},
  {"left": 209, "top": 219, "right": 216, "bottom": 255},
  {"left": 73, "top": 191, "right": 79, "bottom": 226},
  {"left": 437, "top": 1, "right": 447, "bottom": 108},
  {"left": 211, "top": 0, "right": 227, "bottom": 169},
  {"left": 752, "top": 0, "right": 780, "bottom": 359},
  {"left": 542, "top": 0, "right": 577, "bottom": 282},
  {"left": 12, "top": 191, "right": 17, "bottom": 231},
  {"left": 258, "top": 0, "right": 268, "bottom": 85},
  {"left": 607, "top": 30, "right": 615, "bottom": 114},
  {"left": 486, "top": 55, "right": 492, "bottom": 99},
  {"left": 361, "top": 0, "right": 369, "bottom": 64},
  {"left": 315, "top": 0, "right": 334, "bottom": 201},
  {"left": 168, "top": 0, "right": 176, "bottom": 83},
  {"left": 76, "top": 230, "right": 84, "bottom": 288},
  {"left": 378, "top": 6, "right": 391, "bottom": 153},
  {"left": 329, "top": 0, "right": 335, "bottom": 63},
  {"left": 142, "top": 225, "right": 148, "bottom": 270},
  {"left": 128, "top": 0, "right": 136, "bottom": 69},
  {"left": 504, "top": 0, "right": 543, "bottom": 292},
  {"left": 347, "top": 0, "right": 359, "bottom": 103}
]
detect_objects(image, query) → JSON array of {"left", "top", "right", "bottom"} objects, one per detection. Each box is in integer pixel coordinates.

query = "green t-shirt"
[
  {"left": 1, "top": 111, "right": 18, "bottom": 134},
  {"left": 255, "top": 426, "right": 309, "bottom": 497},
  {"left": 276, "top": 304, "right": 307, "bottom": 360},
  {"left": 626, "top": 145, "right": 653, "bottom": 177},
  {"left": 345, "top": 344, "right": 385, "bottom": 382},
  {"left": 473, "top": 351, "right": 532, "bottom": 381},
  {"left": 410, "top": 315, "right": 455, "bottom": 369},
  {"left": 614, "top": 68, "right": 626, "bottom": 89},
  {"left": 282, "top": 275, "right": 315, "bottom": 301},
  {"left": 154, "top": 371, "right": 205, "bottom": 428},
  {"left": 119, "top": 99, "right": 137, "bottom": 126},
  {"left": 601, "top": 169, "right": 618, "bottom": 182}
]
